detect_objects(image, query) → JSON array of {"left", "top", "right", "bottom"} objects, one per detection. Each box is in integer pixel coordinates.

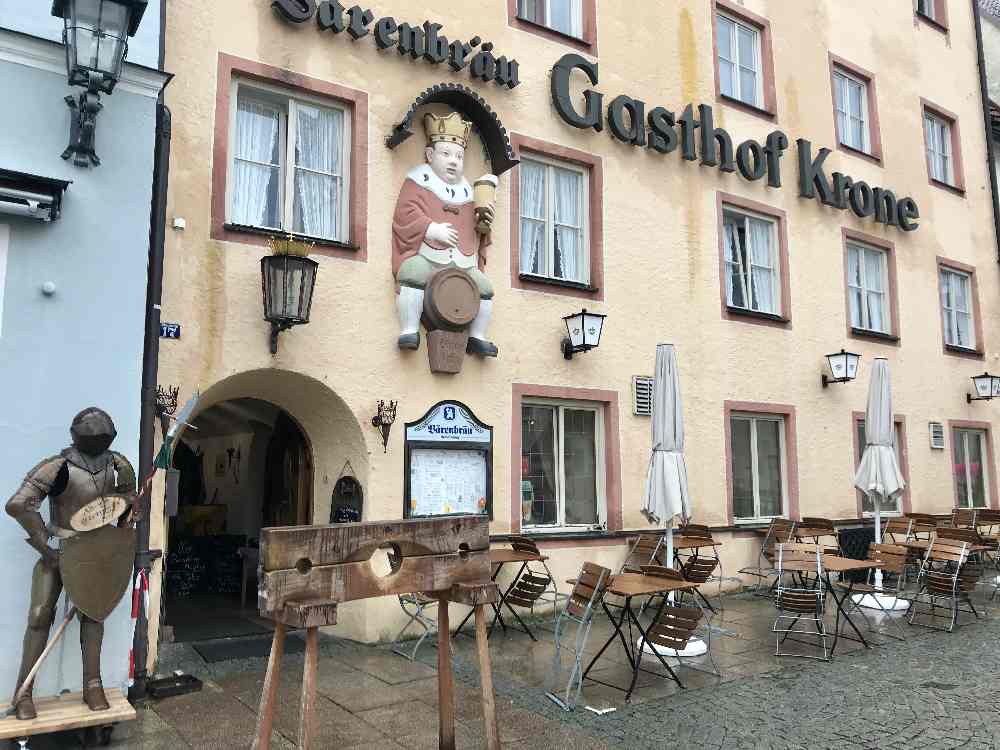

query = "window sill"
[
  {"left": 498, "top": 528, "right": 625, "bottom": 543},
  {"left": 518, "top": 273, "right": 599, "bottom": 294},
  {"left": 717, "top": 93, "right": 776, "bottom": 122},
  {"left": 944, "top": 343, "right": 984, "bottom": 360},
  {"left": 916, "top": 11, "right": 948, "bottom": 34},
  {"left": 511, "top": 15, "right": 595, "bottom": 53},
  {"left": 836, "top": 141, "right": 883, "bottom": 167},
  {"left": 224, "top": 223, "right": 359, "bottom": 251},
  {"left": 725, "top": 306, "right": 789, "bottom": 326},
  {"left": 929, "top": 178, "right": 965, "bottom": 197},
  {"left": 850, "top": 327, "right": 899, "bottom": 345}
]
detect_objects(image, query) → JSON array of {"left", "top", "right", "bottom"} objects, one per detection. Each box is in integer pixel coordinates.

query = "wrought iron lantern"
[
  {"left": 52, "top": 0, "right": 148, "bottom": 166},
  {"left": 562, "top": 308, "right": 607, "bottom": 360},
  {"left": 371, "top": 400, "right": 398, "bottom": 453},
  {"left": 261, "top": 251, "right": 319, "bottom": 355},
  {"left": 822, "top": 349, "right": 861, "bottom": 388},
  {"left": 967, "top": 372, "right": 1000, "bottom": 403}
]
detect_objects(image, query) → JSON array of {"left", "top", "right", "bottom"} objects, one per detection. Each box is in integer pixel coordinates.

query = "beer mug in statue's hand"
[{"left": 474, "top": 174, "right": 499, "bottom": 234}]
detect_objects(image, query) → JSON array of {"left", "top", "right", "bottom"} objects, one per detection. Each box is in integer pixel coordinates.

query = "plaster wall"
[
  {"left": 0, "top": 54, "right": 157, "bottom": 694},
  {"left": 155, "top": 0, "right": 1000, "bottom": 647}
]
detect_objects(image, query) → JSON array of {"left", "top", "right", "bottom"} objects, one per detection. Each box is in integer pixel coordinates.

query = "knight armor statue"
[{"left": 5, "top": 408, "right": 137, "bottom": 720}]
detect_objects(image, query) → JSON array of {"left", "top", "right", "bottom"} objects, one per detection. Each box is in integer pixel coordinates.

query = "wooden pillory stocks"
[{"left": 251, "top": 515, "right": 500, "bottom": 750}]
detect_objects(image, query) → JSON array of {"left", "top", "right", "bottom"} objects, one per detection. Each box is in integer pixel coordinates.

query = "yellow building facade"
[{"left": 148, "top": 0, "right": 999, "bottom": 660}]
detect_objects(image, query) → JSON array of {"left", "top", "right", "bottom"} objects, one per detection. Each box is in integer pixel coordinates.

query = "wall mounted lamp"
[
  {"left": 372, "top": 400, "right": 398, "bottom": 453},
  {"left": 967, "top": 372, "right": 1000, "bottom": 403},
  {"left": 261, "top": 236, "right": 318, "bottom": 355},
  {"left": 562, "top": 308, "right": 606, "bottom": 360},
  {"left": 822, "top": 349, "right": 860, "bottom": 388}
]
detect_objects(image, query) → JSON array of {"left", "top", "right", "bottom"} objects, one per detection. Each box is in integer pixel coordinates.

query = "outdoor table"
[
  {"left": 899, "top": 539, "right": 993, "bottom": 554},
  {"left": 456, "top": 548, "right": 548, "bottom": 639},
  {"left": 778, "top": 555, "right": 880, "bottom": 655},
  {"left": 581, "top": 572, "right": 699, "bottom": 702}
]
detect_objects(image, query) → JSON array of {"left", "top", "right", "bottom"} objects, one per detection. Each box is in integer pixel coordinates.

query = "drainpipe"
[
  {"left": 130, "top": 0, "right": 172, "bottom": 694},
  {"left": 972, "top": 0, "right": 1000, "bottom": 262}
]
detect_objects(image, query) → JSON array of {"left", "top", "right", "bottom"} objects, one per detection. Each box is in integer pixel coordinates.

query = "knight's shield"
[{"left": 60, "top": 525, "right": 136, "bottom": 622}]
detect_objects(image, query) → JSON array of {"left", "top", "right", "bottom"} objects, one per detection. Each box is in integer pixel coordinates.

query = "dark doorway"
[{"left": 163, "top": 399, "right": 312, "bottom": 643}]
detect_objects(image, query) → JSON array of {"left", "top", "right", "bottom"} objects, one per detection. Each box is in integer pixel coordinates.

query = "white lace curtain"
[
  {"left": 232, "top": 98, "right": 280, "bottom": 228},
  {"left": 724, "top": 216, "right": 776, "bottom": 313},
  {"left": 520, "top": 160, "right": 546, "bottom": 275},
  {"left": 294, "top": 102, "right": 344, "bottom": 240},
  {"left": 553, "top": 168, "right": 582, "bottom": 282}
]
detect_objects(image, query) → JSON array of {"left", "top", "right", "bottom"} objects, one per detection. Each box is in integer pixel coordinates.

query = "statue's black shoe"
[
  {"left": 398, "top": 332, "right": 420, "bottom": 350},
  {"left": 466, "top": 337, "right": 499, "bottom": 357},
  {"left": 83, "top": 680, "right": 110, "bottom": 712}
]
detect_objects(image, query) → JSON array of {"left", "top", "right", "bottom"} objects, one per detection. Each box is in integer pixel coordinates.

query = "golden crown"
[{"left": 423, "top": 112, "right": 472, "bottom": 149}]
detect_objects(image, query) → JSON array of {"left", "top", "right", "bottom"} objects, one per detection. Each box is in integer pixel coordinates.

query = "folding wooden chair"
[
  {"left": 738, "top": 517, "right": 796, "bottom": 596},
  {"left": 508, "top": 536, "right": 567, "bottom": 616},
  {"left": 950, "top": 508, "right": 979, "bottom": 528},
  {"left": 905, "top": 513, "right": 938, "bottom": 540},
  {"left": 795, "top": 517, "right": 841, "bottom": 554},
  {"left": 907, "top": 538, "right": 978, "bottom": 632},
  {"left": 546, "top": 562, "right": 611, "bottom": 711},
  {"left": 834, "top": 543, "right": 910, "bottom": 641},
  {"left": 772, "top": 543, "right": 829, "bottom": 661},
  {"left": 882, "top": 517, "right": 913, "bottom": 544},
  {"left": 621, "top": 533, "right": 667, "bottom": 573}
]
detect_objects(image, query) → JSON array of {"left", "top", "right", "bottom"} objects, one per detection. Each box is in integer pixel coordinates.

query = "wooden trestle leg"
[
  {"left": 474, "top": 604, "right": 501, "bottom": 750},
  {"left": 298, "top": 626, "right": 319, "bottom": 749},
  {"left": 437, "top": 595, "right": 456, "bottom": 750},
  {"left": 251, "top": 622, "right": 287, "bottom": 750}
]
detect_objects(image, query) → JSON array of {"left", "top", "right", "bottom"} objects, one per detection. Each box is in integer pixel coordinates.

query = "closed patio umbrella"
[
  {"left": 641, "top": 344, "right": 704, "bottom": 654},
  {"left": 853, "top": 357, "right": 907, "bottom": 610}
]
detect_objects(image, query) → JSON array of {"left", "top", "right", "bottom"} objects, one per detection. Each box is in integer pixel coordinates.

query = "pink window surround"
[
  {"left": 506, "top": 0, "right": 598, "bottom": 54},
  {"left": 716, "top": 192, "right": 792, "bottom": 329},
  {"left": 937, "top": 256, "right": 985, "bottom": 359},
  {"left": 509, "top": 133, "right": 604, "bottom": 300},
  {"left": 914, "top": 0, "right": 949, "bottom": 33},
  {"left": 723, "top": 401, "right": 800, "bottom": 524},
  {"left": 511, "top": 384, "right": 622, "bottom": 535},
  {"left": 828, "top": 53, "right": 884, "bottom": 166},
  {"left": 921, "top": 99, "right": 966, "bottom": 196},
  {"left": 852, "top": 411, "right": 912, "bottom": 516},
  {"left": 842, "top": 228, "right": 900, "bottom": 346},
  {"left": 211, "top": 53, "right": 369, "bottom": 261},
  {"left": 712, "top": 0, "right": 778, "bottom": 121},
  {"left": 948, "top": 420, "right": 999, "bottom": 510}
]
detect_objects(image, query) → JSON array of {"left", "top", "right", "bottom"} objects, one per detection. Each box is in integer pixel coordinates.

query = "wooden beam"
[
  {"left": 260, "top": 516, "right": 489, "bottom": 571},
  {"left": 298, "top": 628, "right": 319, "bottom": 750},
  {"left": 437, "top": 596, "right": 455, "bottom": 750},
  {"left": 475, "top": 606, "right": 500, "bottom": 750},
  {"left": 447, "top": 581, "right": 499, "bottom": 607},
  {"left": 260, "top": 551, "right": 490, "bottom": 611},
  {"left": 251, "top": 622, "right": 286, "bottom": 750},
  {"left": 273, "top": 599, "right": 338, "bottom": 629}
]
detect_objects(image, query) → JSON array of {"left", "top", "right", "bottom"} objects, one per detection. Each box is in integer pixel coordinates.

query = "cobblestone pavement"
[{"left": 15, "top": 591, "right": 1000, "bottom": 749}]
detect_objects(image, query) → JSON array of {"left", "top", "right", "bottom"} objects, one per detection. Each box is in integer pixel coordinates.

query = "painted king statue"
[
  {"left": 6, "top": 408, "right": 137, "bottom": 720},
  {"left": 392, "top": 111, "right": 499, "bottom": 357}
]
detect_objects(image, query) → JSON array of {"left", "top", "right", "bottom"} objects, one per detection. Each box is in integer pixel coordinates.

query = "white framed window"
[
  {"left": 847, "top": 241, "right": 889, "bottom": 334},
  {"left": 519, "top": 154, "right": 589, "bottom": 285},
  {"left": 227, "top": 80, "right": 351, "bottom": 242},
  {"left": 731, "top": 413, "right": 787, "bottom": 522},
  {"left": 521, "top": 400, "right": 605, "bottom": 532},
  {"left": 939, "top": 267, "right": 975, "bottom": 349},
  {"left": 833, "top": 70, "right": 870, "bottom": 153},
  {"left": 717, "top": 13, "right": 762, "bottom": 107},
  {"left": 954, "top": 428, "right": 989, "bottom": 509},
  {"left": 857, "top": 420, "right": 904, "bottom": 515},
  {"left": 723, "top": 207, "right": 779, "bottom": 315},
  {"left": 0, "top": 224, "right": 8, "bottom": 338},
  {"left": 924, "top": 112, "right": 953, "bottom": 185},
  {"left": 517, "top": 0, "right": 583, "bottom": 38}
]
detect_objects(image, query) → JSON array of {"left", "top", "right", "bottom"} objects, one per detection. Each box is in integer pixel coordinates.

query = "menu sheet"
[{"left": 409, "top": 448, "right": 488, "bottom": 517}]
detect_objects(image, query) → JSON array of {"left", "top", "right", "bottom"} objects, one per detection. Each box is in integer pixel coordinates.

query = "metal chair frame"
[
  {"left": 391, "top": 593, "right": 439, "bottom": 661},
  {"left": 835, "top": 543, "right": 910, "bottom": 642},
  {"left": 907, "top": 538, "right": 978, "bottom": 632},
  {"left": 772, "top": 543, "right": 829, "bottom": 662},
  {"left": 738, "top": 517, "right": 796, "bottom": 596},
  {"left": 546, "top": 562, "right": 611, "bottom": 712},
  {"left": 508, "top": 536, "right": 568, "bottom": 619}
]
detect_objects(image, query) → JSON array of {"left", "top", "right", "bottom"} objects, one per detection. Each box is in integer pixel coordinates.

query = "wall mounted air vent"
[
  {"left": 0, "top": 169, "right": 71, "bottom": 222},
  {"left": 929, "top": 422, "right": 946, "bottom": 450},
  {"left": 633, "top": 376, "right": 654, "bottom": 416}
]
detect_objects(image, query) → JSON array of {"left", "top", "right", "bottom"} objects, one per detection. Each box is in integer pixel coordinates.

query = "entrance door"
[{"left": 264, "top": 412, "right": 313, "bottom": 526}]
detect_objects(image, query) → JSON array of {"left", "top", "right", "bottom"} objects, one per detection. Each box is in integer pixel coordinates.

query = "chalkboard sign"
[{"left": 404, "top": 401, "right": 493, "bottom": 519}]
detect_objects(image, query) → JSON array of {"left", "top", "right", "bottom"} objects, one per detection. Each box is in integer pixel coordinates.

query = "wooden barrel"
[{"left": 423, "top": 268, "right": 479, "bottom": 331}]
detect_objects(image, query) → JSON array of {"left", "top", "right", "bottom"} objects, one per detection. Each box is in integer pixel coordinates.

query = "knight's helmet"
[{"left": 70, "top": 407, "right": 117, "bottom": 456}]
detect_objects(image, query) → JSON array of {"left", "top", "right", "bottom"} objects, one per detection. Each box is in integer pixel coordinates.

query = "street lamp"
[
  {"left": 51, "top": 0, "right": 148, "bottom": 166},
  {"left": 562, "top": 309, "right": 606, "bottom": 360},
  {"left": 967, "top": 372, "right": 1000, "bottom": 403},
  {"left": 261, "top": 237, "right": 319, "bottom": 355},
  {"left": 822, "top": 349, "right": 860, "bottom": 388}
]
